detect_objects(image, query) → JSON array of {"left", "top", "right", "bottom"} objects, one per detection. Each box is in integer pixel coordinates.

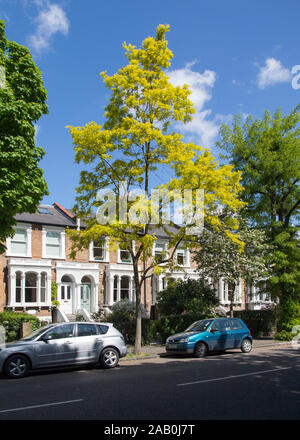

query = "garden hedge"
[
  {"left": 0, "top": 311, "right": 41, "bottom": 342},
  {"left": 233, "top": 309, "right": 277, "bottom": 337}
]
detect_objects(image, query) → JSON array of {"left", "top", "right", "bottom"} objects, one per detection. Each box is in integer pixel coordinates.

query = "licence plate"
[{"left": 168, "top": 344, "right": 177, "bottom": 349}]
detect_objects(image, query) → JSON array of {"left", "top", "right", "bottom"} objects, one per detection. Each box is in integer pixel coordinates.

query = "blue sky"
[{"left": 1, "top": 0, "right": 300, "bottom": 209}]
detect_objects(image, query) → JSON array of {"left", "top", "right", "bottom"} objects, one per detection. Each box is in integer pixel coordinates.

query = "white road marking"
[
  {"left": 177, "top": 367, "right": 292, "bottom": 386},
  {"left": 0, "top": 399, "right": 84, "bottom": 414}
]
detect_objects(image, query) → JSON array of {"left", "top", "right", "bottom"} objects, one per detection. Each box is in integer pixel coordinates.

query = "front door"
[
  {"left": 80, "top": 284, "right": 91, "bottom": 313},
  {"left": 60, "top": 283, "right": 72, "bottom": 314}
]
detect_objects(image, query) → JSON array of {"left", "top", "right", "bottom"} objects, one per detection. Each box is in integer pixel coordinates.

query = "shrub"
[
  {"left": 277, "top": 297, "right": 300, "bottom": 332},
  {"left": 0, "top": 311, "right": 41, "bottom": 342},
  {"left": 233, "top": 310, "right": 277, "bottom": 337},
  {"left": 103, "top": 299, "right": 152, "bottom": 345},
  {"left": 51, "top": 282, "right": 60, "bottom": 307},
  {"left": 157, "top": 278, "right": 219, "bottom": 317},
  {"left": 274, "top": 330, "right": 295, "bottom": 341},
  {"left": 152, "top": 312, "right": 217, "bottom": 343}
]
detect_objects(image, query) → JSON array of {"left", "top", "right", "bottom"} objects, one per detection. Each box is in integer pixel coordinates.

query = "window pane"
[
  {"left": 120, "top": 276, "right": 129, "bottom": 299},
  {"left": 46, "top": 232, "right": 60, "bottom": 245},
  {"left": 45, "top": 324, "right": 74, "bottom": 339},
  {"left": 25, "top": 273, "right": 36, "bottom": 287},
  {"left": 113, "top": 276, "right": 118, "bottom": 302},
  {"left": 120, "top": 250, "right": 131, "bottom": 262},
  {"left": 77, "top": 323, "right": 97, "bottom": 337},
  {"left": 11, "top": 241, "right": 27, "bottom": 254},
  {"left": 229, "top": 319, "right": 243, "bottom": 330},
  {"left": 16, "top": 288, "right": 21, "bottom": 303},
  {"left": 16, "top": 272, "right": 22, "bottom": 288},
  {"left": 24, "top": 273, "right": 37, "bottom": 303},
  {"left": 94, "top": 247, "right": 104, "bottom": 260},
  {"left": 177, "top": 252, "right": 185, "bottom": 265},
  {"left": 46, "top": 244, "right": 60, "bottom": 257},
  {"left": 93, "top": 240, "right": 105, "bottom": 260},
  {"left": 13, "top": 229, "right": 26, "bottom": 242},
  {"left": 97, "top": 325, "right": 108, "bottom": 335},
  {"left": 41, "top": 273, "right": 47, "bottom": 287}
]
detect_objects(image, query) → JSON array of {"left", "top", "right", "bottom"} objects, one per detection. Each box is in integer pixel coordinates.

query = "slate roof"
[
  {"left": 15, "top": 203, "right": 183, "bottom": 238},
  {"left": 15, "top": 204, "right": 77, "bottom": 228}
]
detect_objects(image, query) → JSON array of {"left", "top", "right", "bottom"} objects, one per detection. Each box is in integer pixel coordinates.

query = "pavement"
[{"left": 124, "top": 338, "right": 293, "bottom": 360}]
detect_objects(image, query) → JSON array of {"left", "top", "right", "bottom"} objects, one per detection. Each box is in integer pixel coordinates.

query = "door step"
[
  {"left": 66, "top": 314, "right": 77, "bottom": 322},
  {"left": 66, "top": 313, "right": 93, "bottom": 322}
]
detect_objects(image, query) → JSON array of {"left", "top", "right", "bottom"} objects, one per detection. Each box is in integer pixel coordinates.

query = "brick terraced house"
[{"left": 0, "top": 203, "right": 273, "bottom": 322}]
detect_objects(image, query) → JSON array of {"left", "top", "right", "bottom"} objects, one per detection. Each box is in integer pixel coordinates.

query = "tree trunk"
[
  {"left": 229, "top": 282, "right": 236, "bottom": 318},
  {"left": 133, "top": 263, "right": 142, "bottom": 355}
]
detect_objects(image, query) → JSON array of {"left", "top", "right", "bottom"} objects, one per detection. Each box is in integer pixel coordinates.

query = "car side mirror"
[
  {"left": 41, "top": 334, "right": 52, "bottom": 342},
  {"left": 210, "top": 328, "right": 217, "bottom": 333}
]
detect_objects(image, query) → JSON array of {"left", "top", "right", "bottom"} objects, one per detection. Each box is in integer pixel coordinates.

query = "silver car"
[{"left": 0, "top": 322, "right": 127, "bottom": 379}]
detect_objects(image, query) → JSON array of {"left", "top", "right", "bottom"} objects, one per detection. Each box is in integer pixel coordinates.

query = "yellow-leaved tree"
[{"left": 67, "top": 25, "right": 243, "bottom": 354}]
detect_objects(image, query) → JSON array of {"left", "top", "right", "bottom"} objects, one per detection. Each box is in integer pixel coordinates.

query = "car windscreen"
[
  {"left": 185, "top": 319, "right": 212, "bottom": 333},
  {"left": 21, "top": 325, "right": 55, "bottom": 341}
]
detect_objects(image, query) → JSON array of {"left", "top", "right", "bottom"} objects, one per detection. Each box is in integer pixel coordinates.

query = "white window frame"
[
  {"left": 153, "top": 241, "right": 168, "bottom": 265},
  {"left": 219, "top": 279, "right": 242, "bottom": 304},
  {"left": 42, "top": 226, "right": 65, "bottom": 259},
  {"left": 175, "top": 246, "right": 190, "bottom": 267},
  {"left": 248, "top": 279, "right": 271, "bottom": 303},
  {"left": 117, "top": 242, "right": 134, "bottom": 264},
  {"left": 6, "top": 224, "right": 32, "bottom": 257},
  {"left": 89, "top": 237, "right": 109, "bottom": 262},
  {"left": 7, "top": 260, "right": 52, "bottom": 309}
]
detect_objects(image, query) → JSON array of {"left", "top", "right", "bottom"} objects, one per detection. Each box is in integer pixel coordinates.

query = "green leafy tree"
[
  {"left": 217, "top": 108, "right": 300, "bottom": 328},
  {"left": 67, "top": 25, "right": 243, "bottom": 354},
  {"left": 193, "top": 218, "right": 269, "bottom": 317},
  {"left": 0, "top": 20, "right": 48, "bottom": 253},
  {"left": 157, "top": 278, "right": 219, "bottom": 316}
]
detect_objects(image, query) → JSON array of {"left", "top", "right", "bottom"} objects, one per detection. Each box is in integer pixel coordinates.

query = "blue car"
[{"left": 165, "top": 318, "right": 252, "bottom": 357}]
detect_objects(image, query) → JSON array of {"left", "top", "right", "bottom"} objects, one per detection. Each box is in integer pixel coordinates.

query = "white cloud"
[
  {"left": 167, "top": 62, "right": 229, "bottom": 148},
  {"left": 257, "top": 57, "right": 291, "bottom": 89},
  {"left": 28, "top": 2, "right": 69, "bottom": 53}
]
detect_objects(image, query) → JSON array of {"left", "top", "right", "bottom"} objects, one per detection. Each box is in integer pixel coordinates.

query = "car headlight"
[{"left": 179, "top": 338, "right": 190, "bottom": 343}]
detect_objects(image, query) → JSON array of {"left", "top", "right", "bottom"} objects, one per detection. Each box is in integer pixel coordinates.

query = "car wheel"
[
  {"left": 241, "top": 338, "right": 252, "bottom": 353},
  {"left": 4, "top": 354, "right": 30, "bottom": 379},
  {"left": 194, "top": 342, "right": 208, "bottom": 358},
  {"left": 100, "top": 347, "right": 119, "bottom": 369}
]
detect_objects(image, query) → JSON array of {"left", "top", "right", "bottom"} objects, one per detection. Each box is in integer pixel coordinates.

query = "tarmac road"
[{"left": 0, "top": 345, "right": 299, "bottom": 421}]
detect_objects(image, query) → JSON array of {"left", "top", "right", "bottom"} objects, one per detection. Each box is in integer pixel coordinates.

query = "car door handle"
[{"left": 65, "top": 341, "right": 73, "bottom": 344}]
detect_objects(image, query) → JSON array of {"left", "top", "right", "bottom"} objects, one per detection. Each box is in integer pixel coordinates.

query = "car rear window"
[
  {"left": 229, "top": 319, "right": 243, "bottom": 330},
  {"left": 77, "top": 323, "right": 98, "bottom": 337},
  {"left": 97, "top": 324, "right": 109, "bottom": 335}
]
